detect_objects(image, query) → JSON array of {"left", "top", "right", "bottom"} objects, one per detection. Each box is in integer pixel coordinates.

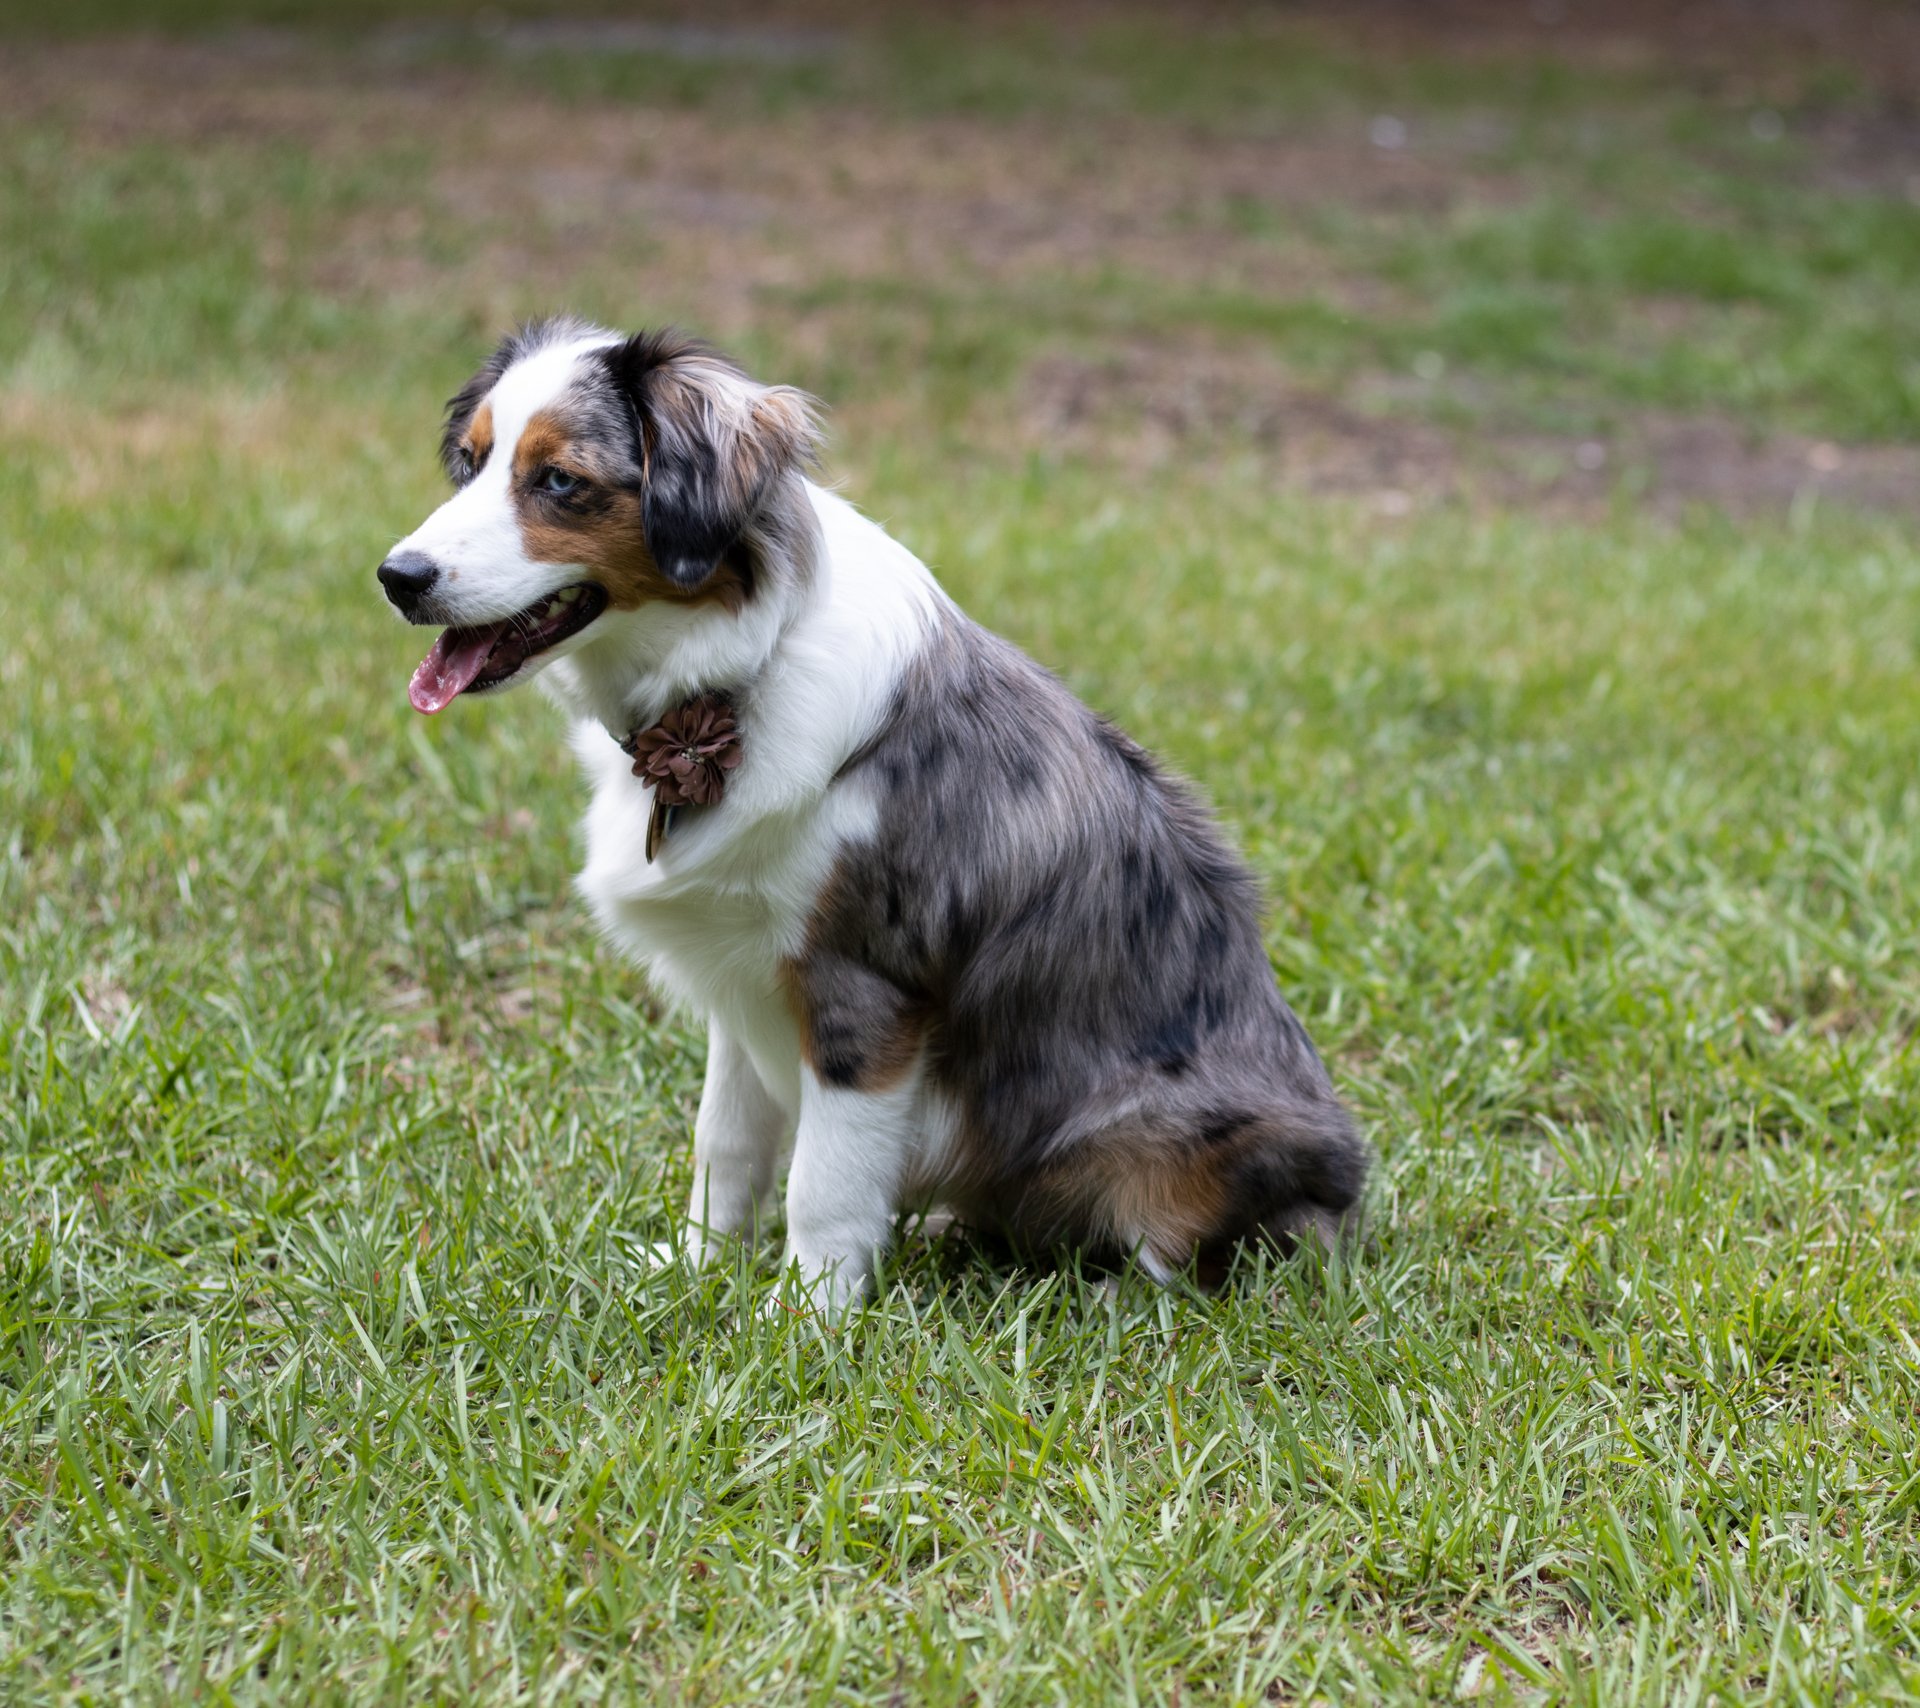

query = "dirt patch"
[
  {"left": 1287, "top": 0, "right": 1920, "bottom": 103},
  {"left": 1621, "top": 417, "right": 1920, "bottom": 518},
  {"left": 389, "top": 18, "right": 843, "bottom": 61},
  {"left": 1024, "top": 341, "right": 1920, "bottom": 517},
  {"left": 6, "top": 15, "right": 1919, "bottom": 520}
]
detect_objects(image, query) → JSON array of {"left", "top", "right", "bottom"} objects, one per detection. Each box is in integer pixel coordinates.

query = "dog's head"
[{"left": 381, "top": 318, "right": 819, "bottom": 713}]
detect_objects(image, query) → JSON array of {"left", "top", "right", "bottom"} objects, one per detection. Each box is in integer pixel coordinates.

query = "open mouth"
[{"left": 407, "top": 583, "right": 609, "bottom": 714}]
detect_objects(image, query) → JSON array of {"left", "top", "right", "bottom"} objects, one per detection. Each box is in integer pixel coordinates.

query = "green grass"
[{"left": 5, "top": 5, "right": 1920, "bottom": 1702}]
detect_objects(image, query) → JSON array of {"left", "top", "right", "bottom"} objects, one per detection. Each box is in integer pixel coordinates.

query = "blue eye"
[{"left": 536, "top": 466, "right": 583, "bottom": 496}]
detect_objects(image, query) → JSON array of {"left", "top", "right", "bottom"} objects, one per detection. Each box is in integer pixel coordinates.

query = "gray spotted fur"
[{"left": 789, "top": 611, "right": 1368, "bottom": 1274}]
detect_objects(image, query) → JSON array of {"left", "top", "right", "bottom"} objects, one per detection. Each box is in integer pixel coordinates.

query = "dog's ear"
[{"left": 602, "top": 329, "right": 820, "bottom": 588}]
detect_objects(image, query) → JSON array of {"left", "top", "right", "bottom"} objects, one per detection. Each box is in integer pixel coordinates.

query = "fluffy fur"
[{"left": 380, "top": 318, "right": 1367, "bottom": 1312}]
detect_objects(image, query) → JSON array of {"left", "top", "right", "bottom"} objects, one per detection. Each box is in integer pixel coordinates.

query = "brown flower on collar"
[{"left": 622, "top": 692, "right": 743, "bottom": 809}]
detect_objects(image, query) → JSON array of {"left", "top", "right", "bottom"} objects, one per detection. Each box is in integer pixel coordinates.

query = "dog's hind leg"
[{"left": 685, "top": 1021, "right": 788, "bottom": 1267}]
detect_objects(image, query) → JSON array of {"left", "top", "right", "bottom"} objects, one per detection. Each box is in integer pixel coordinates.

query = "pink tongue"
[{"left": 408, "top": 622, "right": 510, "bottom": 715}]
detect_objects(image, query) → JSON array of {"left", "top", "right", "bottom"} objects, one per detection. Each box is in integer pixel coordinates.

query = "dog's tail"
[{"left": 1193, "top": 1093, "right": 1370, "bottom": 1281}]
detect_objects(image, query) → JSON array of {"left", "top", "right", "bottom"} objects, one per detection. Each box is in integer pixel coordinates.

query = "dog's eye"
[
  {"left": 452, "top": 449, "right": 475, "bottom": 484},
  {"left": 535, "top": 466, "right": 584, "bottom": 496}
]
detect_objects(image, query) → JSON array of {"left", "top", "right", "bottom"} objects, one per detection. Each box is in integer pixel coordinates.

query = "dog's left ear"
[{"left": 602, "top": 329, "right": 820, "bottom": 588}]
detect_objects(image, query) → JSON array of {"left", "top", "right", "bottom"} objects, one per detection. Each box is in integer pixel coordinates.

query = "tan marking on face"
[
  {"left": 511, "top": 409, "right": 570, "bottom": 484},
  {"left": 466, "top": 401, "right": 493, "bottom": 469},
  {"left": 510, "top": 404, "right": 748, "bottom": 613}
]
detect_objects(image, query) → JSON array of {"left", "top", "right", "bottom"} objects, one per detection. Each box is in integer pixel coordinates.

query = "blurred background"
[
  {"left": 10, "top": 0, "right": 1918, "bottom": 1072},
  {"left": 11, "top": 1, "right": 1920, "bottom": 516},
  {"left": 7, "top": 5, "right": 1920, "bottom": 1697}
]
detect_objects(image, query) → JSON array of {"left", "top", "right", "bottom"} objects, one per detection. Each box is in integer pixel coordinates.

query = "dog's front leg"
[
  {"left": 685, "top": 1022, "right": 787, "bottom": 1266},
  {"left": 781, "top": 1067, "right": 919, "bottom": 1316}
]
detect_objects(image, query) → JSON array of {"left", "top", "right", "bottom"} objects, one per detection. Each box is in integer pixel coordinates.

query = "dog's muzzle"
[{"left": 377, "top": 550, "right": 441, "bottom": 620}]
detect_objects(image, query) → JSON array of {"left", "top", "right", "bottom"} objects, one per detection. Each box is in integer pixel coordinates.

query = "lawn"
[{"left": 4, "top": 4, "right": 1920, "bottom": 1701}]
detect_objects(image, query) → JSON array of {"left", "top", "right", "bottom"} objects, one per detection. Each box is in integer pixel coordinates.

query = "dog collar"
[{"left": 618, "top": 691, "right": 743, "bottom": 861}]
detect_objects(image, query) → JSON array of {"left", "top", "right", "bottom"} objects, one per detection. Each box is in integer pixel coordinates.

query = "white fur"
[
  {"left": 387, "top": 331, "right": 620, "bottom": 671},
  {"left": 686, "top": 1020, "right": 786, "bottom": 1265},
  {"left": 783, "top": 1065, "right": 924, "bottom": 1312},
  {"left": 562, "top": 488, "right": 956, "bottom": 1306},
  {"left": 393, "top": 337, "right": 969, "bottom": 1312}
]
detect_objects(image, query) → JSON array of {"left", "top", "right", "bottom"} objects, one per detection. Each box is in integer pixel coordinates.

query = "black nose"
[{"left": 377, "top": 550, "right": 440, "bottom": 616}]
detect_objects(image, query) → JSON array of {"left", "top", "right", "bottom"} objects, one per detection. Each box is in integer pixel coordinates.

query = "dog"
[{"left": 379, "top": 317, "right": 1367, "bottom": 1312}]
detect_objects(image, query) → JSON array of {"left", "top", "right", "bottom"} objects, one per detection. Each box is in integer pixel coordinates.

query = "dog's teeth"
[
  {"left": 558, "top": 587, "right": 580, "bottom": 604},
  {"left": 545, "top": 600, "right": 564, "bottom": 618}
]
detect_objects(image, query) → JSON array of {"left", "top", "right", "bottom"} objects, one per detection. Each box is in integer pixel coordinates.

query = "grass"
[{"left": 5, "top": 3, "right": 1920, "bottom": 1701}]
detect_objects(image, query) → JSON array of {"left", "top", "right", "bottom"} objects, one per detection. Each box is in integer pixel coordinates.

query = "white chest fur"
[
  {"left": 559, "top": 485, "right": 947, "bottom": 1116},
  {"left": 571, "top": 725, "right": 879, "bottom": 1114}
]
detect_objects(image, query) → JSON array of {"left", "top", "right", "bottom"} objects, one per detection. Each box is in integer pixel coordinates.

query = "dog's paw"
[
  {"left": 681, "top": 1220, "right": 750, "bottom": 1272},
  {"left": 763, "top": 1255, "right": 869, "bottom": 1324}
]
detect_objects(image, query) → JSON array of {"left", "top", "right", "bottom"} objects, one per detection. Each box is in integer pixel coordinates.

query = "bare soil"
[{"left": 8, "top": 8, "right": 1920, "bottom": 518}]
